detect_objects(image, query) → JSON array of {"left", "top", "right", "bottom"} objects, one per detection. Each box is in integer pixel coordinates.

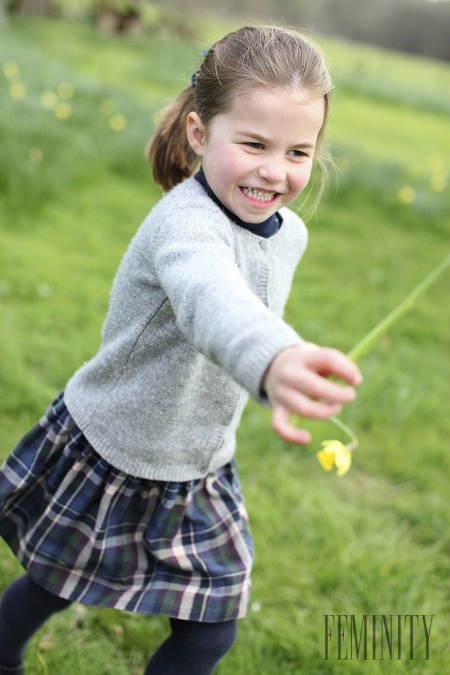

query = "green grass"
[{"left": 1, "top": 15, "right": 449, "bottom": 674}]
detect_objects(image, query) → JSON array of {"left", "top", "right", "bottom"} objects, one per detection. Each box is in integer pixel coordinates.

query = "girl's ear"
[{"left": 186, "top": 112, "right": 206, "bottom": 156}]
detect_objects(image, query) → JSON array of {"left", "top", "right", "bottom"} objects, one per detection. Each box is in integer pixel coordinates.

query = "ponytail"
[{"left": 146, "top": 86, "right": 199, "bottom": 191}]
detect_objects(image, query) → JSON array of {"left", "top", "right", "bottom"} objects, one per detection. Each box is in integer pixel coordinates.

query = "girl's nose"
[{"left": 257, "top": 158, "right": 286, "bottom": 184}]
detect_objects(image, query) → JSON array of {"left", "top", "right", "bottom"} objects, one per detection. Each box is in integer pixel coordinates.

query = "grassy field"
[{"left": 1, "top": 15, "right": 449, "bottom": 674}]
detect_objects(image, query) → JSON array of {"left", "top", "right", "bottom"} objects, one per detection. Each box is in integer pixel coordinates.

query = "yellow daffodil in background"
[
  {"left": 8, "top": 81, "right": 26, "bottom": 100},
  {"left": 429, "top": 173, "right": 447, "bottom": 193},
  {"left": 318, "top": 440, "right": 352, "bottom": 476},
  {"left": 109, "top": 113, "right": 127, "bottom": 132},
  {"left": 40, "top": 91, "right": 58, "bottom": 109},
  {"left": 317, "top": 254, "right": 450, "bottom": 476},
  {"left": 3, "top": 61, "right": 25, "bottom": 100},
  {"left": 54, "top": 102, "right": 72, "bottom": 120},
  {"left": 2, "top": 60, "right": 20, "bottom": 80}
]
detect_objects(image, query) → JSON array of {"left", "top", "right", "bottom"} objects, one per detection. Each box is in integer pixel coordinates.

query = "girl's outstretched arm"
[{"left": 262, "top": 343, "right": 363, "bottom": 444}]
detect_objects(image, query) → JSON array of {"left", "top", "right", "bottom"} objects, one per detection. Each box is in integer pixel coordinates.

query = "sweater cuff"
[{"left": 240, "top": 327, "right": 304, "bottom": 406}]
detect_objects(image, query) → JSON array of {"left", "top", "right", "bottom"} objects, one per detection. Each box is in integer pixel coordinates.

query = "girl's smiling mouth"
[{"left": 240, "top": 186, "right": 279, "bottom": 203}]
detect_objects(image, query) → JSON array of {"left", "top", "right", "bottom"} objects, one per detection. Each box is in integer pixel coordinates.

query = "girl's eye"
[
  {"left": 245, "top": 142, "right": 265, "bottom": 150},
  {"left": 289, "top": 149, "right": 308, "bottom": 158}
]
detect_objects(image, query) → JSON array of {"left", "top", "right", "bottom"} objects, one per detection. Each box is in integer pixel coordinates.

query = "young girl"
[{"left": 0, "top": 25, "right": 362, "bottom": 675}]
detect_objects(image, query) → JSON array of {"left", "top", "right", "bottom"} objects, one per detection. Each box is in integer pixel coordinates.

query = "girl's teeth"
[{"left": 242, "top": 187, "right": 276, "bottom": 202}]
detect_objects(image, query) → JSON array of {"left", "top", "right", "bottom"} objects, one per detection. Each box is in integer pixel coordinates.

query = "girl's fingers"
[
  {"left": 273, "top": 368, "right": 357, "bottom": 409},
  {"left": 303, "top": 346, "right": 363, "bottom": 386},
  {"left": 289, "top": 369, "right": 357, "bottom": 405},
  {"left": 273, "top": 385, "right": 343, "bottom": 419},
  {"left": 267, "top": 345, "right": 363, "bottom": 445},
  {"left": 271, "top": 406, "right": 312, "bottom": 445},
  {"left": 271, "top": 397, "right": 343, "bottom": 445}
]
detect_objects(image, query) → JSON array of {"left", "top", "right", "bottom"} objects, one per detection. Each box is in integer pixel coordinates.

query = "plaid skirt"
[{"left": 0, "top": 394, "right": 254, "bottom": 622}]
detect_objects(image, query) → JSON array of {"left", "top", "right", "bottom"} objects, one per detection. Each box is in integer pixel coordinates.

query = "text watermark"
[{"left": 324, "top": 614, "right": 434, "bottom": 661}]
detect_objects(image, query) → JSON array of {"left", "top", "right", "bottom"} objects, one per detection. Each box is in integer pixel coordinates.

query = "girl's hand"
[{"left": 262, "top": 343, "right": 363, "bottom": 444}]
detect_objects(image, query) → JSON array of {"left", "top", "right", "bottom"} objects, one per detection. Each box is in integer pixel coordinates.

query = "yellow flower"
[
  {"left": 40, "top": 91, "right": 58, "bottom": 109},
  {"left": 109, "top": 113, "right": 127, "bottom": 132},
  {"left": 316, "top": 255, "right": 450, "bottom": 477},
  {"left": 54, "top": 102, "right": 72, "bottom": 120},
  {"left": 317, "top": 440, "right": 352, "bottom": 476},
  {"left": 8, "top": 81, "right": 25, "bottom": 100},
  {"left": 3, "top": 60, "right": 20, "bottom": 80},
  {"left": 429, "top": 173, "right": 447, "bottom": 193}
]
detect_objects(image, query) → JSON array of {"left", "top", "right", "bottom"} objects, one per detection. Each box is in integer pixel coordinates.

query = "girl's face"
[{"left": 187, "top": 86, "right": 325, "bottom": 223}]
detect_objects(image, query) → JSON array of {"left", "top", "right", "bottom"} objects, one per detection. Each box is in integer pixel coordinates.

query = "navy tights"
[
  {"left": 145, "top": 617, "right": 237, "bottom": 674},
  {"left": 0, "top": 574, "right": 71, "bottom": 670},
  {"left": 0, "top": 574, "right": 237, "bottom": 674}
]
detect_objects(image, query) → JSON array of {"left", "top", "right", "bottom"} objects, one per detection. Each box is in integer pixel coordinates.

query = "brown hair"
[{"left": 147, "top": 25, "right": 333, "bottom": 203}]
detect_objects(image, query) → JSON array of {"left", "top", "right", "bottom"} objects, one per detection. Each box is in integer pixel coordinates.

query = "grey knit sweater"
[{"left": 65, "top": 177, "right": 307, "bottom": 481}]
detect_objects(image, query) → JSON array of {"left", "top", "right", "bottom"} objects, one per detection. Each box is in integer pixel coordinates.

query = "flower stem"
[
  {"left": 329, "top": 416, "right": 359, "bottom": 450},
  {"left": 347, "top": 253, "right": 450, "bottom": 362},
  {"left": 328, "top": 254, "right": 449, "bottom": 456}
]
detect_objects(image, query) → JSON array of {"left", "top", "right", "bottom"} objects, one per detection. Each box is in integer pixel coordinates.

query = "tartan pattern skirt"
[{"left": 0, "top": 394, "right": 254, "bottom": 622}]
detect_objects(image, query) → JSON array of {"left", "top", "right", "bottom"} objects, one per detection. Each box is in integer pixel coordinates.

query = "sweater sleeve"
[{"left": 148, "top": 197, "right": 304, "bottom": 404}]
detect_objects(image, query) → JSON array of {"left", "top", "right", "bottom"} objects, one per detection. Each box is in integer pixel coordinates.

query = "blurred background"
[{"left": 1, "top": 0, "right": 450, "bottom": 61}]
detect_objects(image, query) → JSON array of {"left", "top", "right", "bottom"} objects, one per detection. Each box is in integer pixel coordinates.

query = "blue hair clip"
[{"left": 191, "top": 51, "right": 208, "bottom": 88}]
